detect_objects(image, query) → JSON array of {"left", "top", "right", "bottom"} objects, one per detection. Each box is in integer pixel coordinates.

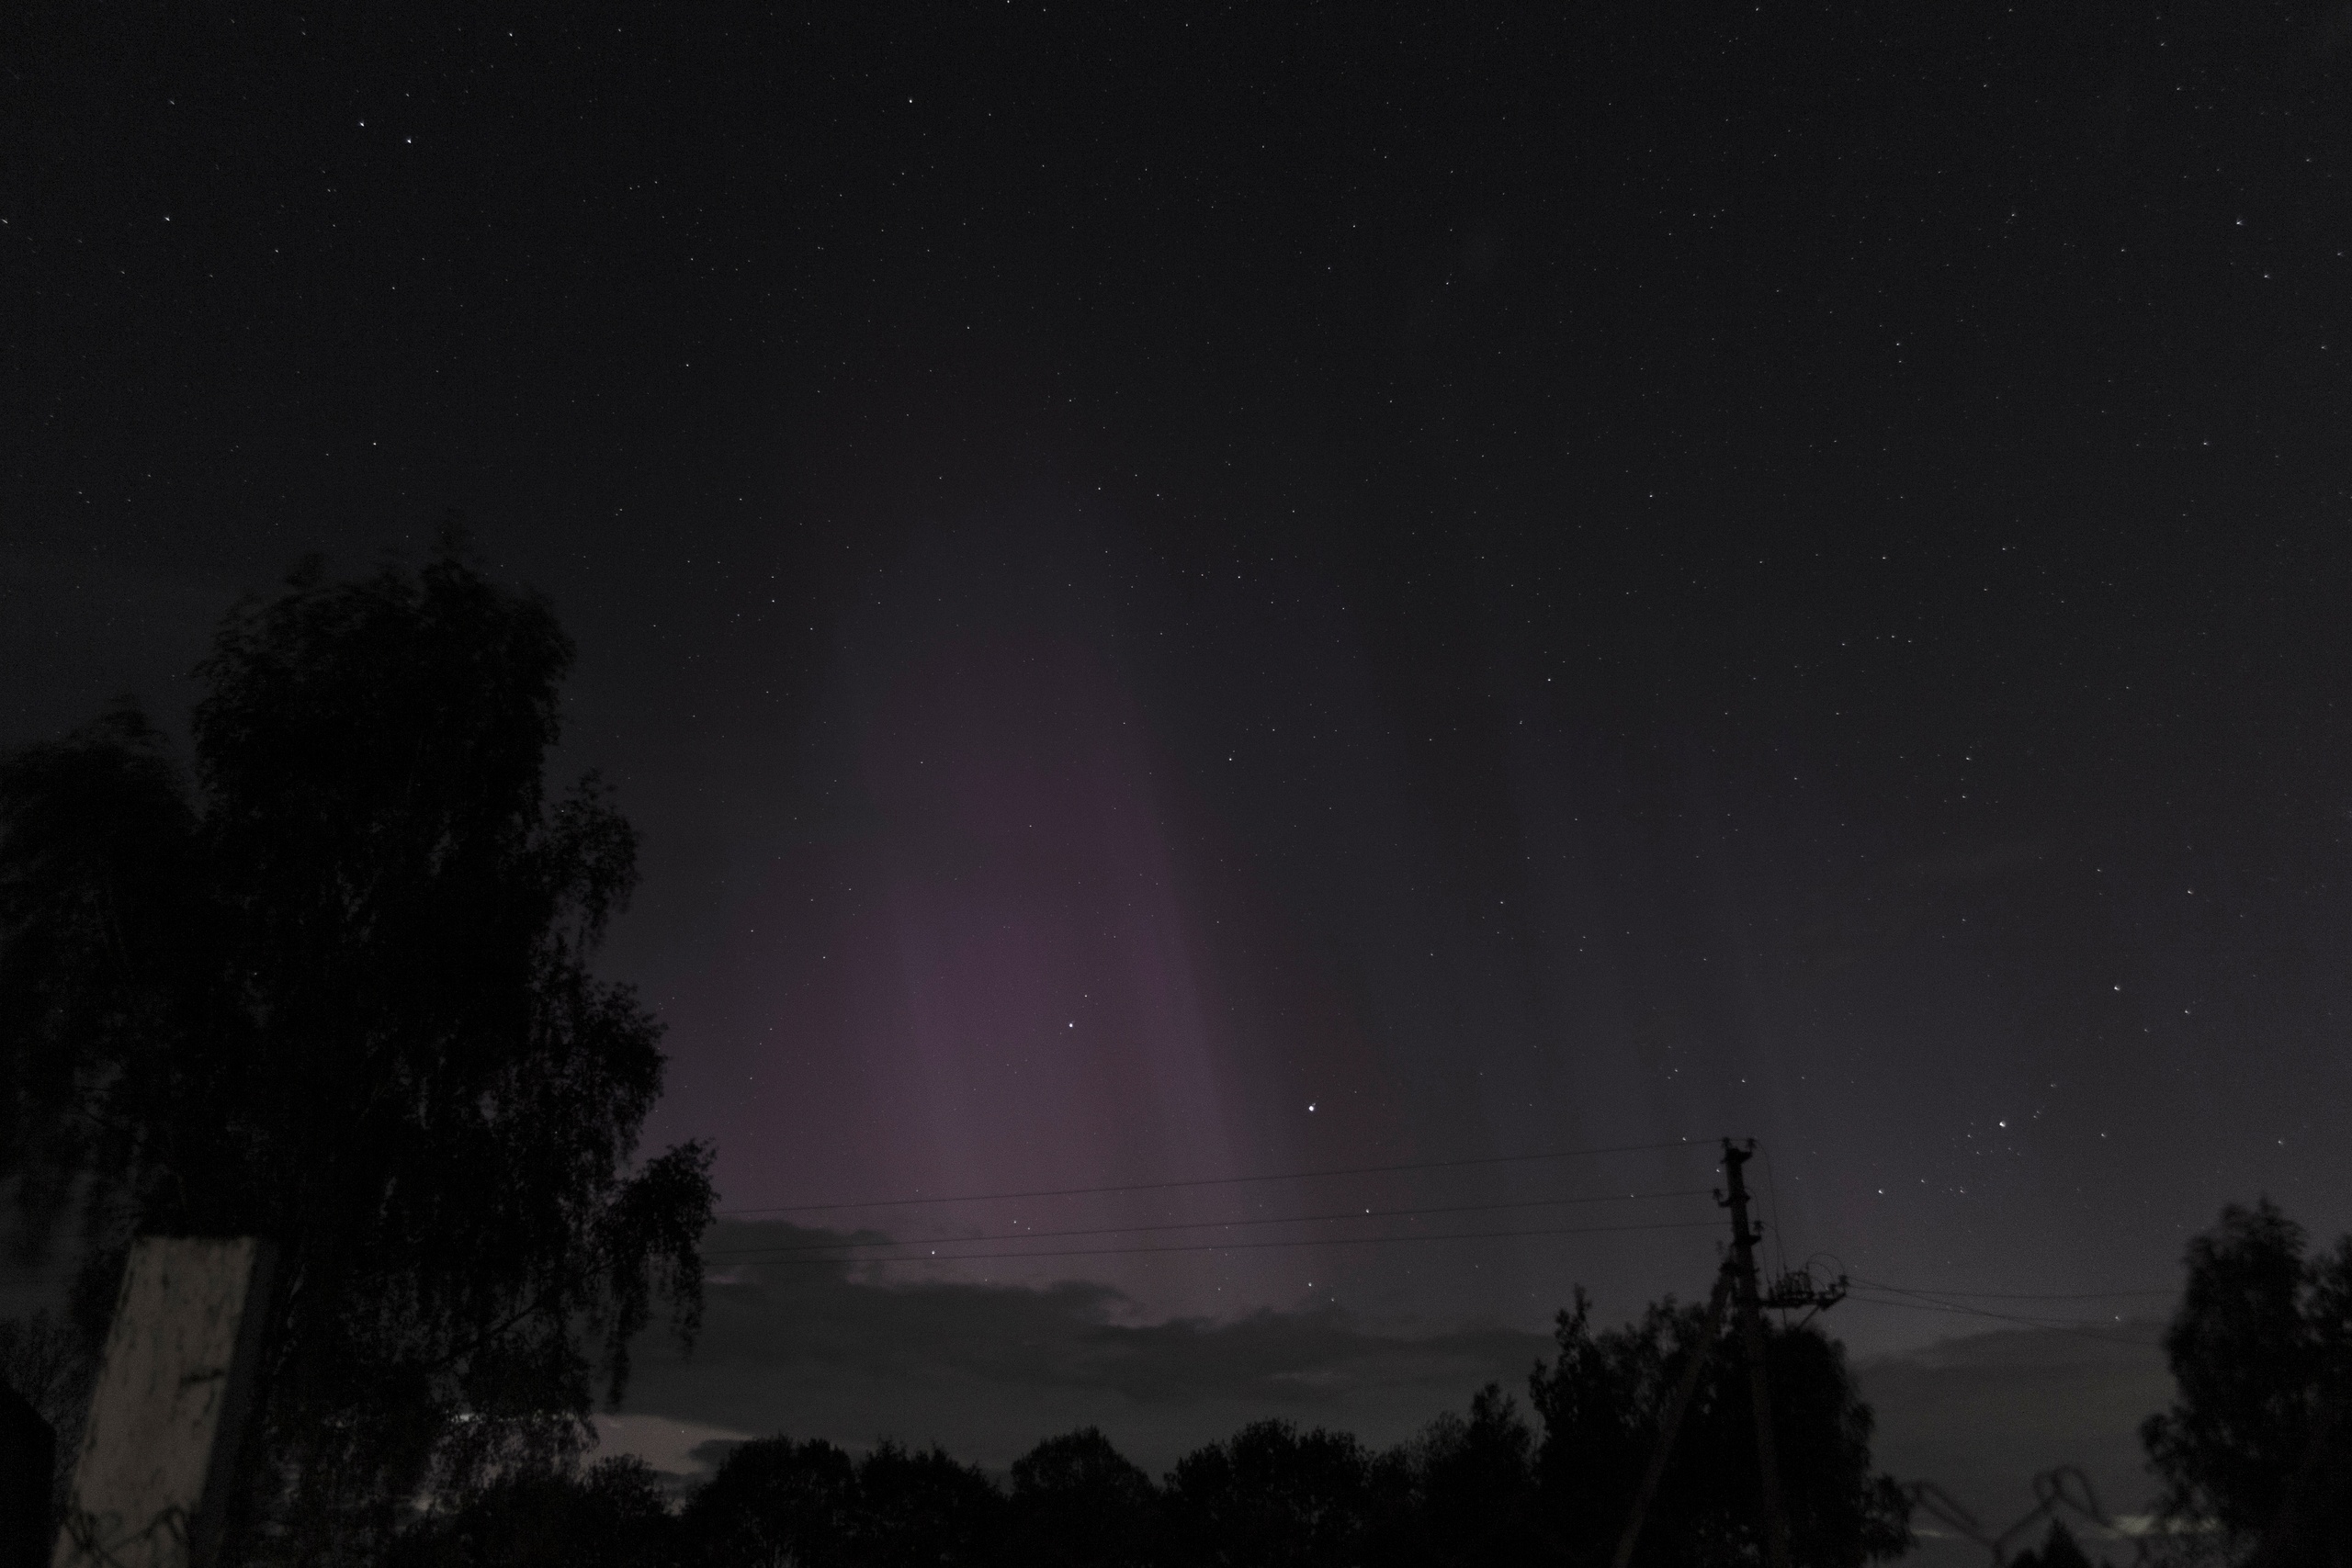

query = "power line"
[
  {"left": 707, "top": 1187, "right": 1715, "bottom": 1258},
  {"left": 707, "top": 1215, "right": 1724, "bottom": 1268},
  {"left": 1849, "top": 1288, "right": 2143, "bottom": 1329},
  {"left": 1849, "top": 1293, "right": 2161, "bottom": 1348},
  {"left": 1843, "top": 1291, "right": 2162, "bottom": 1348},
  {"left": 1856, "top": 1278, "right": 2172, "bottom": 1319},
  {"left": 1851, "top": 1279, "right": 2175, "bottom": 1302},
  {"left": 715, "top": 1137, "right": 1709, "bottom": 1216}
]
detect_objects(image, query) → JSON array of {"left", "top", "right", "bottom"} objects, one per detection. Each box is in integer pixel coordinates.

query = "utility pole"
[
  {"left": 1612, "top": 1139, "right": 1846, "bottom": 1568},
  {"left": 1722, "top": 1138, "right": 1794, "bottom": 1568}
]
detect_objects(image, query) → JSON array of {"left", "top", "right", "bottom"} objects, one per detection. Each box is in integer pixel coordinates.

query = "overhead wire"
[
  {"left": 714, "top": 1136, "right": 1711, "bottom": 1217},
  {"left": 1805, "top": 1252, "right": 2177, "bottom": 1304},
  {"left": 1855, "top": 1277, "right": 2172, "bottom": 1317},
  {"left": 1843, "top": 1285, "right": 2165, "bottom": 1348},
  {"left": 1849, "top": 1280, "right": 2175, "bottom": 1302},
  {"left": 707, "top": 1186, "right": 1715, "bottom": 1258},
  {"left": 705, "top": 1216, "right": 1725, "bottom": 1268}
]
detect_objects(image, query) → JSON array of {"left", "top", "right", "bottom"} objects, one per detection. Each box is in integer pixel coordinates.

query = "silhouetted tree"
[
  {"left": 1006, "top": 1427, "right": 1163, "bottom": 1568},
  {"left": 1529, "top": 1288, "right": 1910, "bottom": 1567},
  {"left": 0, "top": 548, "right": 713, "bottom": 1562},
  {"left": 681, "top": 1436, "right": 863, "bottom": 1565},
  {"left": 384, "top": 1457, "right": 678, "bottom": 1568},
  {"left": 1164, "top": 1418, "right": 1374, "bottom": 1568},
  {"left": 1363, "top": 1383, "right": 1542, "bottom": 1568},
  {"left": 2009, "top": 1517, "right": 2099, "bottom": 1568},
  {"left": 854, "top": 1440, "right": 1005, "bottom": 1567},
  {"left": 680, "top": 1434, "right": 1001, "bottom": 1567},
  {"left": 2142, "top": 1199, "right": 2352, "bottom": 1564}
]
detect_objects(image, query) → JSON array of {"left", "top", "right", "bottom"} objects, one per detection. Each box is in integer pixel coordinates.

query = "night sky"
[{"left": 6, "top": 2, "right": 2349, "bottom": 1528}]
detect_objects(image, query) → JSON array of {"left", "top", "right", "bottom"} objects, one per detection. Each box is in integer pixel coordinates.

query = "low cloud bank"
[
  {"left": 614, "top": 1222, "right": 1552, "bottom": 1476},
  {"left": 610, "top": 1222, "right": 2177, "bottom": 1541}
]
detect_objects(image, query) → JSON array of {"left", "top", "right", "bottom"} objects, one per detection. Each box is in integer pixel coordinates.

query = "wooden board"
[{"left": 52, "top": 1239, "right": 274, "bottom": 1568}]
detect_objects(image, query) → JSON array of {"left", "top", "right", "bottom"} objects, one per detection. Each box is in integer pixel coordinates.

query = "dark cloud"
[
  {"left": 622, "top": 1223, "right": 1551, "bottom": 1472},
  {"left": 619, "top": 1223, "right": 2177, "bottom": 1536}
]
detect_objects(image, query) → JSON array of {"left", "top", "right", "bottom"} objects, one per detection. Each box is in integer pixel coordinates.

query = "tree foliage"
[
  {"left": 0, "top": 550, "right": 713, "bottom": 1562},
  {"left": 1162, "top": 1418, "right": 1376, "bottom": 1568},
  {"left": 385, "top": 1457, "right": 678, "bottom": 1568},
  {"left": 1529, "top": 1287, "right": 1911, "bottom": 1567},
  {"left": 422, "top": 1302, "right": 1908, "bottom": 1568},
  {"left": 1005, "top": 1427, "right": 1162, "bottom": 1568},
  {"left": 2008, "top": 1518, "right": 2099, "bottom": 1568},
  {"left": 679, "top": 1434, "right": 1002, "bottom": 1566},
  {"left": 2142, "top": 1199, "right": 2352, "bottom": 1563},
  {"left": 1364, "top": 1383, "right": 1543, "bottom": 1568},
  {"left": 681, "top": 1434, "right": 863, "bottom": 1564}
]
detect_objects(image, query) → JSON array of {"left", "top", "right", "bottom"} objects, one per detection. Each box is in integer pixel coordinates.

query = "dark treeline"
[
  {"left": 386, "top": 1193, "right": 2352, "bottom": 1568},
  {"left": 391, "top": 1293, "right": 1911, "bottom": 1568}
]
